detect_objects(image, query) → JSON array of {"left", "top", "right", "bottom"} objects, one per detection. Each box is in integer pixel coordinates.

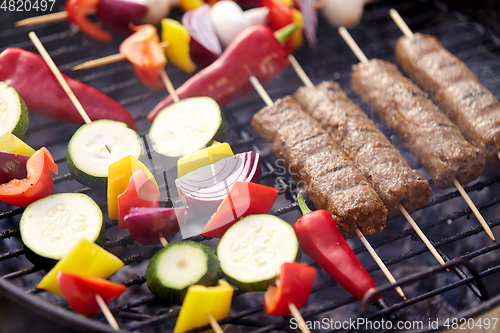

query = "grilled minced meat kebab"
[
  {"left": 351, "top": 59, "right": 485, "bottom": 188},
  {"left": 252, "top": 96, "right": 387, "bottom": 237},
  {"left": 294, "top": 81, "right": 431, "bottom": 214},
  {"left": 396, "top": 33, "right": 500, "bottom": 167}
]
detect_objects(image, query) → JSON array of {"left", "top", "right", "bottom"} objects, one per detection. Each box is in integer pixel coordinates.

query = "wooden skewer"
[
  {"left": 15, "top": 11, "right": 68, "bottom": 27},
  {"left": 387, "top": 11, "right": 496, "bottom": 242},
  {"left": 289, "top": 52, "right": 448, "bottom": 268},
  {"left": 30, "top": 31, "right": 121, "bottom": 329},
  {"left": 160, "top": 69, "right": 180, "bottom": 103},
  {"left": 95, "top": 294, "right": 120, "bottom": 330},
  {"left": 72, "top": 41, "right": 170, "bottom": 71},
  {"left": 249, "top": 74, "right": 406, "bottom": 301},
  {"left": 289, "top": 303, "right": 311, "bottom": 333},
  {"left": 29, "top": 31, "right": 92, "bottom": 124},
  {"left": 355, "top": 228, "right": 406, "bottom": 300},
  {"left": 389, "top": 9, "right": 414, "bottom": 40}
]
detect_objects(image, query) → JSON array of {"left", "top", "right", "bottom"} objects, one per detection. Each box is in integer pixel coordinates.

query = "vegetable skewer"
[
  {"left": 288, "top": 54, "right": 446, "bottom": 266},
  {"left": 28, "top": 31, "right": 122, "bottom": 330},
  {"left": 338, "top": 26, "right": 495, "bottom": 242},
  {"left": 249, "top": 75, "right": 406, "bottom": 300},
  {"left": 72, "top": 41, "right": 169, "bottom": 71}
]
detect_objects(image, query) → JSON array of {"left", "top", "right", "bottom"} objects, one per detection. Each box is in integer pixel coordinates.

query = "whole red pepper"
[
  {"left": 146, "top": 24, "right": 296, "bottom": 122},
  {"left": 0, "top": 48, "right": 137, "bottom": 131},
  {"left": 293, "top": 192, "right": 380, "bottom": 301}
]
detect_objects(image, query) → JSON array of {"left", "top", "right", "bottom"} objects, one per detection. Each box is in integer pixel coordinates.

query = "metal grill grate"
[{"left": 2, "top": 0, "right": 500, "bottom": 332}]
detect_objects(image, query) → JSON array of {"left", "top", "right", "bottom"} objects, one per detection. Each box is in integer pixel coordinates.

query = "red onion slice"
[
  {"left": 182, "top": 5, "right": 222, "bottom": 58},
  {"left": 301, "top": 0, "right": 317, "bottom": 47},
  {"left": 0, "top": 151, "right": 28, "bottom": 185},
  {"left": 175, "top": 151, "right": 261, "bottom": 214}
]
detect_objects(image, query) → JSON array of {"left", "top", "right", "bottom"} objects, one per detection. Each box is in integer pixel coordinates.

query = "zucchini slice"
[
  {"left": 20, "top": 193, "right": 105, "bottom": 271},
  {"left": 146, "top": 241, "right": 219, "bottom": 304},
  {"left": 218, "top": 214, "right": 299, "bottom": 292},
  {"left": 66, "top": 119, "right": 141, "bottom": 189},
  {"left": 0, "top": 82, "right": 29, "bottom": 139},
  {"left": 149, "top": 97, "right": 226, "bottom": 157}
]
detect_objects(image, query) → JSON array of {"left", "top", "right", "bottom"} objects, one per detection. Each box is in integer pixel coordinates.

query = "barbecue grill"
[{"left": 2, "top": 0, "right": 500, "bottom": 332}]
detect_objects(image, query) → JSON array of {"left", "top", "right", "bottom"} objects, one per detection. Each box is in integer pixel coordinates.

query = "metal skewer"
[
  {"left": 387, "top": 9, "right": 496, "bottom": 242},
  {"left": 249, "top": 74, "right": 407, "bottom": 301}
]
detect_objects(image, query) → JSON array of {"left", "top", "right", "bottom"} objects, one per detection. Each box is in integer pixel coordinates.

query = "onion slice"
[
  {"left": 182, "top": 5, "right": 222, "bottom": 59},
  {"left": 301, "top": 0, "right": 317, "bottom": 47},
  {"left": 125, "top": 207, "right": 188, "bottom": 245},
  {"left": 175, "top": 151, "right": 261, "bottom": 214},
  {"left": 0, "top": 151, "right": 28, "bottom": 185}
]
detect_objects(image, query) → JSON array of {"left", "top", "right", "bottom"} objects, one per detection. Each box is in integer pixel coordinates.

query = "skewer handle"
[
  {"left": 355, "top": 228, "right": 407, "bottom": 301},
  {"left": 288, "top": 303, "right": 311, "bottom": 333},
  {"left": 249, "top": 76, "right": 273, "bottom": 107},
  {"left": 160, "top": 70, "right": 180, "bottom": 103},
  {"left": 338, "top": 27, "right": 368, "bottom": 63},
  {"left": 28, "top": 31, "right": 92, "bottom": 124},
  {"left": 95, "top": 294, "right": 120, "bottom": 330},
  {"left": 207, "top": 313, "right": 224, "bottom": 333},
  {"left": 288, "top": 55, "right": 314, "bottom": 88},
  {"left": 15, "top": 11, "right": 68, "bottom": 27},
  {"left": 389, "top": 9, "right": 415, "bottom": 39},
  {"left": 453, "top": 179, "right": 496, "bottom": 241},
  {"left": 399, "top": 205, "right": 446, "bottom": 266}
]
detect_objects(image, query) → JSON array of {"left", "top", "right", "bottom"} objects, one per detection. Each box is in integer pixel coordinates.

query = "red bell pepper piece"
[
  {"left": 262, "top": 0, "right": 294, "bottom": 31},
  {"left": 117, "top": 168, "right": 160, "bottom": 229},
  {"left": 65, "top": 0, "right": 112, "bottom": 43},
  {"left": 57, "top": 271, "right": 127, "bottom": 316},
  {"left": 293, "top": 192, "right": 380, "bottom": 301},
  {"left": 147, "top": 24, "right": 296, "bottom": 122},
  {"left": 202, "top": 182, "right": 279, "bottom": 238},
  {"left": 0, "top": 48, "right": 138, "bottom": 131},
  {"left": 264, "top": 262, "right": 316, "bottom": 316},
  {"left": 0, "top": 147, "right": 57, "bottom": 207},
  {"left": 119, "top": 24, "right": 168, "bottom": 91}
]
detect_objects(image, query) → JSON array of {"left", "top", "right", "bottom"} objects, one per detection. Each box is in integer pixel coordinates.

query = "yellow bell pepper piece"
[
  {"left": 161, "top": 19, "right": 197, "bottom": 74},
  {"left": 0, "top": 132, "right": 35, "bottom": 156},
  {"left": 281, "top": 0, "right": 294, "bottom": 6},
  {"left": 290, "top": 8, "right": 305, "bottom": 50},
  {"left": 177, "top": 142, "right": 233, "bottom": 178},
  {"left": 179, "top": 0, "right": 205, "bottom": 12},
  {"left": 174, "top": 280, "right": 233, "bottom": 333},
  {"left": 108, "top": 155, "right": 157, "bottom": 219},
  {"left": 37, "top": 238, "right": 124, "bottom": 296}
]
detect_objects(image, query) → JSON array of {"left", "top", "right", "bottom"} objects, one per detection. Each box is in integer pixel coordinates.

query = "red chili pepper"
[
  {"left": 147, "top": 24, "right": 296, "bottom": 122},
  {"left": 65, "top": 0, "right": 112, "bottom": 43},
  {"left": 0, "top": 147, "right": 57, "bottom": 207},
  {"left": 117, "top": 168, "right": 160, "bottom": 229},
  {"left": 57, "top": 271, "right": 127, "bottom": 316},
  {"left": 0, "top": 48, "right": 137, "bottom": 131},
  {"left": 202, "top": 182, "right": 279, "bottom": 238},
  {"left": 119, "top": 24, "right": 167, "bottom": 91},
  {"left": 264, "top": 262, "right": 316, "bottom": 316},
  {"left": 293, "top": 192, "right": 380, "bottom": 301}
]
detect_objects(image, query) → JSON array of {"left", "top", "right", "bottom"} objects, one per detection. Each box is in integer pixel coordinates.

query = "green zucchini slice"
[
  {"left": 218, "top": 214, "right": 299, "bottom": 292},
  {"left": 0, "top": 82, "right": 29, "bottom": 139},
  {"left": 149, "top": 97, "right": 226, "bottom": 157},
  {"left": 66, "top": 119, "right": 141, "bottom": 189},
  {"left": 146, "top": 241, "right": 219, "bottom": 304},
  {"left": 20, "top": 193, "right": 105, "bottom": 271}
]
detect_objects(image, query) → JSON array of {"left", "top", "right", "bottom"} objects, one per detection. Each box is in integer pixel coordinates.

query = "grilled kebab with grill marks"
[
  {"left": 396, "top": 33, "right": 500, "bottom": 167},
  {"left": 351, "top": 59, "right": 485, "bottom": 188},
  {"left": 251, "top": 96, "right": 387, "bottom": 237},
  {"left": 294, "top": 81, "right": 432, "bottom": 214}
]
